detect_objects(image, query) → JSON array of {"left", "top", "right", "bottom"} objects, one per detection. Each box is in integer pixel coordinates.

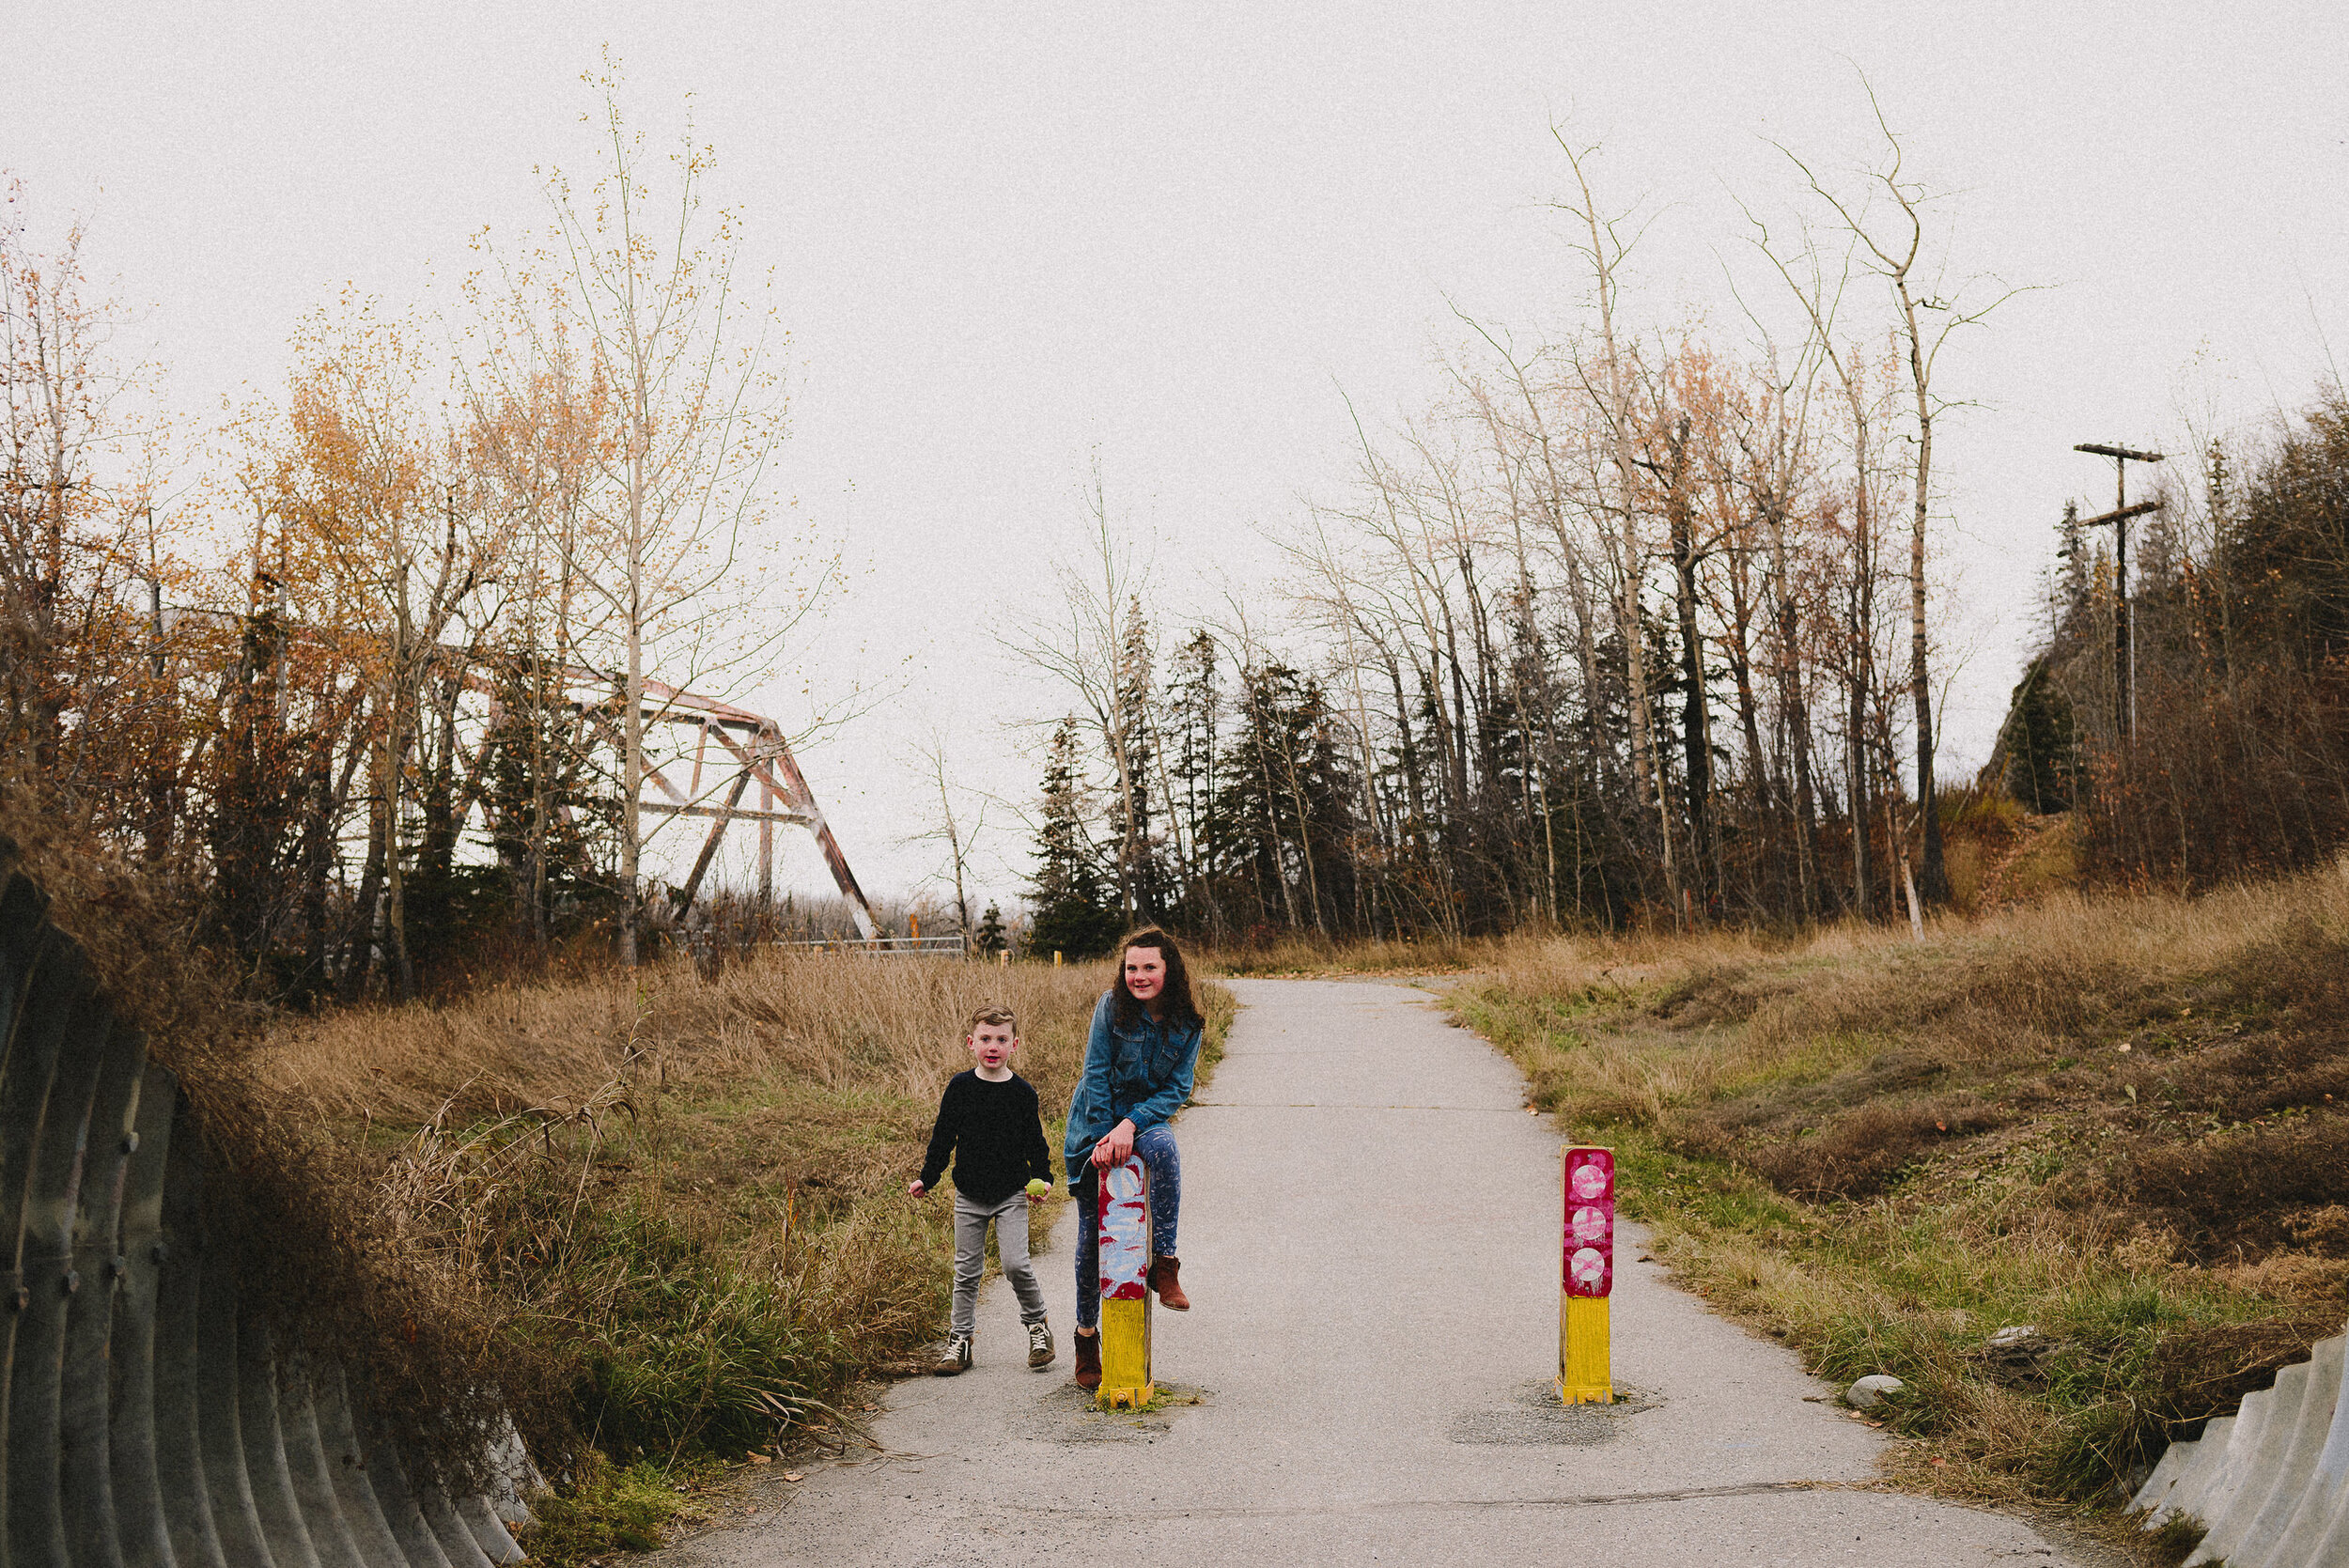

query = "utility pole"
[{"left": 2074, "top": 443, "right": 2164, "bottom": 743}]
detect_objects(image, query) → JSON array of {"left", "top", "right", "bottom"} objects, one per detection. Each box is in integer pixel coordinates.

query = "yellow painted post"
[
  {"left": 1053, "top": 950, "right": 1064, "bottom": 968},
  {"left": 1096, "top": 1155, "right": 1153, "bottom": 1408},
  {"left": 1560, "top": 1146, "right": 1615, "bottom": 1405}
]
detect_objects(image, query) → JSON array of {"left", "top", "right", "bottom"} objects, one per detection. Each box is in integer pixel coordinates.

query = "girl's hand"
[
  {"left": 1090, "top": 1118, "right": 1138, "bottom": 1168},
  {"left": 907, "top": 1179, "right": 926, "bottom": 1198}
]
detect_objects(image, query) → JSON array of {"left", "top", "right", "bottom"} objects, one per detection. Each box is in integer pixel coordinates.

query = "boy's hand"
[
  {"left": 1025, "top": 1177, "right": 1051, "bottom": 1203},
  {"left": 907, "top": 1179, "right": 926, "bottom": 1198}
]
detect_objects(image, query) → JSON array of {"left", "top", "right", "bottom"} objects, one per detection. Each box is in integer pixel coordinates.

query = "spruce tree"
[
  {"left": 1026, "top": 718, "right": 1119, "bottom": 957},
  {"left": 1164, "top": 629, "right": 1222, "bottom": 930},
  {"left": 2057, "top": 500, "right": 2090, "bottom": 617},
  {"left": 481, "top": 650, "right": 615, "bottom": 942}
]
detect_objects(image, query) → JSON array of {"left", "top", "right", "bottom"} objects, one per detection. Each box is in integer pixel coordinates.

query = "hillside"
[
  {"left": 251, "top": 951, "right": 1232, "bottom": 1561},
  {"left": 1454, "top": 867, "right": 2349, "bottom": 1548}
]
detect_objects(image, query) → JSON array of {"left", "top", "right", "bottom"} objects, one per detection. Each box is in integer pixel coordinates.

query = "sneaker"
[
  {"left": 931, "top": 1333, "right": 972, "bottom": 1376},
  {"left": 1027, "top": 1321, "right": 1055, "bottom": 1369}
]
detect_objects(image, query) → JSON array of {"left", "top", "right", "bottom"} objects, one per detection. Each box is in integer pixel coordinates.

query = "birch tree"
[
  {"left": 499, "top": 63, "right": 812, "bottom": 963},
  {"left": 1779, "top": 87, "right": 2026, "bottom": 907}
]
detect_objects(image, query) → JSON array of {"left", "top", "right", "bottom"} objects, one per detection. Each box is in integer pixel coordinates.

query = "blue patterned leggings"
[{"left": 1072, "top": 1126, "right": 1181, "bottom": 1330}]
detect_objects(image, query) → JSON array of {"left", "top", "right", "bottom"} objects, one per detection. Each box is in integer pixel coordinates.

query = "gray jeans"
[{"left": 953, "top": 1190, "right": 1048, "bottom": 1336}]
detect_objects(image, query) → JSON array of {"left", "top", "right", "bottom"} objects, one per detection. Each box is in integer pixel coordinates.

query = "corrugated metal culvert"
[{"left": 0, "top": 855, "right": 534, "bottom": 1567}]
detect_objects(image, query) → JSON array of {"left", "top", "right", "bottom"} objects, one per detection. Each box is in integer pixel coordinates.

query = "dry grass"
[
  {"left": 251, "top": 950, "right": 1232, "bottom": 1560},
  {"left": 1453, "top": 862, "right": 2349, "bottom": 1552},
  {"left": 1471, "top": 862, "right": 2349, "bottom": 1140},
  {"left": 0, "top": 810, "right": 537, "bottom": 1495},
  {"left": 257, "top": 949, "right": 1133, "bottom": 1123}
]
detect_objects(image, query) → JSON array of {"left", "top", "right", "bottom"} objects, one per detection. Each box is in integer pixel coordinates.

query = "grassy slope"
[
  {"left": 255, "top": 953, "right": 1233, "bottom": 1560},
  {"left": 1450, "top": 870, "right": 2349, "bottom": 1553}
]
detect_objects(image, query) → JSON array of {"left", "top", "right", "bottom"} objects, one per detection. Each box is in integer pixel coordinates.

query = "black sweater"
[{"left": 917, "top": 1071, "right": 1054, "bottom": 1205}]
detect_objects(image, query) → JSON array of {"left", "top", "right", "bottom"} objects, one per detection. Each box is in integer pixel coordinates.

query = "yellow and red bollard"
[
  {"left": 1560, "top": 1145, "right": 1615, "bottom": 1405},
  {"left": 1096, "top": 1155, "right": 1153, "bottom": 1407}
]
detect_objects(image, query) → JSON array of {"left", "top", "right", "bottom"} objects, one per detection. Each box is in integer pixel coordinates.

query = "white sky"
[{"left": 8, "top": 2, "right": 2347, "bottom": 912}]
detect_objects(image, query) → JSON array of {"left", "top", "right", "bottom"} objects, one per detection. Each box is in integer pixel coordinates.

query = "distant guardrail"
[{"left": 782, "top": 934, "right": 972, "bottom": 957}]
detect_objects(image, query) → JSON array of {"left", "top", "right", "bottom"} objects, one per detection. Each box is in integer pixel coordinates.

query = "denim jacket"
[{"left": 1062, "top": 990, "right": 1202, "bottom": 1178}]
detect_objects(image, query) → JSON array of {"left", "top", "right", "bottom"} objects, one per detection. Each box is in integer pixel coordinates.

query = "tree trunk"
[
  {"left": 341, "top": 788, "right": 386, "bottom": 1002},
  {"left": 1893, "top": 274, "right": 1951, "bottom": 907},
  {"left": 1664, "top": 418, "right": 1713, "bottom": 908}
]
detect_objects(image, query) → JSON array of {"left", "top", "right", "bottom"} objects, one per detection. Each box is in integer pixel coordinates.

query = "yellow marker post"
[
  {"left": 1560, "top": 1145, "right": 1615, "bottom": 1405},
  {"left": 1096, "top": 1156, "right": 1153, "bottom": 1408}
]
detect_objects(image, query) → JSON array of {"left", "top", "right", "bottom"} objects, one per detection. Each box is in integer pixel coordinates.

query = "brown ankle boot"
[
  {"left": 1073, "top": 1328, "right": 1101, "bottom": 1390},
  {"left": 1147, "top": 1255, "right": 1190, "bottom": 1311}
]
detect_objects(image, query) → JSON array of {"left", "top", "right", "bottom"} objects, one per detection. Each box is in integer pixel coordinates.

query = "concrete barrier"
[
  {"left": 0, "top": 849, "right": 530, "bottom": 1567},
  {"left": 2130, "top": 1324, "right": 2349, "bottom": 1566}
]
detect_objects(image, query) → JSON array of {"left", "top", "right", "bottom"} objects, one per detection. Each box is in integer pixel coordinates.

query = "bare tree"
[
  {"left": 1000, "top": 460, "right": 1157, "bottom": 923},
  {"left": 1549, "top": 133, "right": 1676, "bottom": 894},
  {"left": 501, "top": 61, "right": 821, "bottom": 963},
  {"left": 901, "top": 728, "right": 991, "bottom": 937},
  {"left": 1778, "top": 84, "right": 2029, "bottom": 907}
]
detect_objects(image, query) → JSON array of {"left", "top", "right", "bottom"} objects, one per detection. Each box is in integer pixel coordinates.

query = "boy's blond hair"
[{"left": 965, "top": 1003, "right": 1018, "bottom": 1036}]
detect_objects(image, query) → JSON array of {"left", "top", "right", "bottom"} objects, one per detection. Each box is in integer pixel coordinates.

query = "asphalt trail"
[{"left": 684, "top": 978, "right": 2083, "bottom": 1566}]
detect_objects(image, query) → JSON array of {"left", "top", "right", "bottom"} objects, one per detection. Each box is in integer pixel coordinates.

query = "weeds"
[
  {"left": 1453, "top": 862, "right": 2349, "bottom": 1537},
  {"left": 516, "top": 1452, "right": 708, "bottom": 1567},
  {"left": 259, "top": 950, "right": 1233, "bottom": 1559}
]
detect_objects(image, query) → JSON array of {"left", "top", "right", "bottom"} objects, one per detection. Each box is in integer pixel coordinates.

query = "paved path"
[{"left": 701, "top": 979, "right": 2083, "bottom": 1566}]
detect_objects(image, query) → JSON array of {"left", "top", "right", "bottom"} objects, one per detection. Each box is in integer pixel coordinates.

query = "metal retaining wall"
[
  {"left": 2129, "top": 1325, "right": 2349, "bottom": 1565},
  {"left": 0, "top": 857, "right": 532, "bottom": 1568}
]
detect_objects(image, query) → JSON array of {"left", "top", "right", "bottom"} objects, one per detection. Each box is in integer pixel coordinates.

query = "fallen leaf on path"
[
  {"left": 746, "top": 1452, "right": 771, "bottom": 1466},
  {"left": 783, "top": 1472, "right": 804, "bottom": 1483}
]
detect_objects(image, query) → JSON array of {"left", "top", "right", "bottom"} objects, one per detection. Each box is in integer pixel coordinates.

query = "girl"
[{"left": 1066, "top": 927, "right": 1203, "bottom": 1390}]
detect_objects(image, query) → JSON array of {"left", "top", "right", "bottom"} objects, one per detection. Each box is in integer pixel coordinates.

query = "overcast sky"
[{"left": 8, "top": 3, "right": 2346, "bottom": 911}]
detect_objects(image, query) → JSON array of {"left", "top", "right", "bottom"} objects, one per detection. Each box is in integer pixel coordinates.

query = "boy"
[{"left": 909, "top": 1004, "right": 1056, "bottom": 1374}]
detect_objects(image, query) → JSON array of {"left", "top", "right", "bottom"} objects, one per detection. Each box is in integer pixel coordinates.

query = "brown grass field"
[
  {"left": 248, "top": 857, "right": 2349, "bottom": 1561},
  {"left": 1452, "top": 863, "right": 2349, "bottom": 1560},
  {"left": 253, "top": 950, "right": 1232, "bottom": 1562}
]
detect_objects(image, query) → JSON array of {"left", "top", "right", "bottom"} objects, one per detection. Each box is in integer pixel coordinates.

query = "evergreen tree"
[
  {"left": 1999, "top": 657, "right": 2076, "bottom": 814},
  {"left": 974, "top": 901, "right": 1006, "bottom": 956},
  {"left": 1163, "top": 629, "right": 1222, "bottom": 929},
  {"left": 1217, "top": 662, "right": 1357, "bottom": 935},
  {"left": 480, "top": 650, "right": 615, "bottom": 942},
  {"left": 1109, "top": 597, "right": 1164, "bottom": 922},
  {"left": 2057, "top": 500, "right": 2090, "bottom": 617},
  {"left": 1026, "top": 717, "right": 1119, "bottom": 957}
]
